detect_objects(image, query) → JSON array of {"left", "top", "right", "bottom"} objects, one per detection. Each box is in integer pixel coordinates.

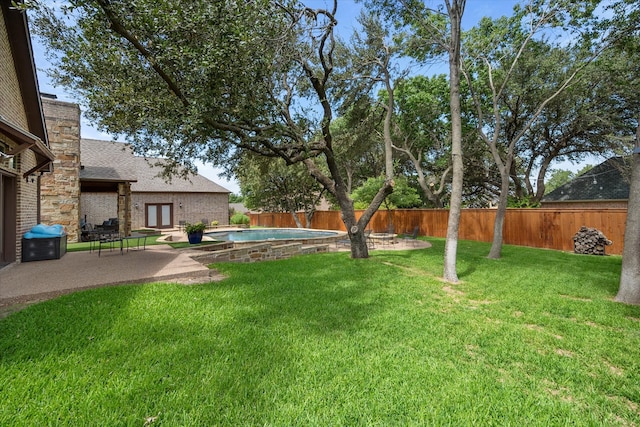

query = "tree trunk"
[
  {"left": 304, "top": 210, "right": 314, "bottom": 228},
  {"left": 615, "top": 120, "right": 640, "bottom": 304},
  {"left": 510, "top": 161, "right": 525, "bottom": 199},
  {"left": 488, "top": 172, "right": 510, "bottom": 259},
  {"left": 337, "top": 196, "right": 369, "bottom": 258},
  {"left": 443, "top": 0, "right": 465, "bottom": 283},
  {"left": 290, "top": 210, "right": 304, "bottom": 228},
  {"left": 303, "top": 158, "right": 390, "bottom": 259},
  {"left": 531, "top": 156, "right": 554, "bottom": 203},
  {"left": 347, "top": 225, "right": 370, "bottom": 258},
  {"left": 407, "top": 150, "right": 445, "bottom": 208}
]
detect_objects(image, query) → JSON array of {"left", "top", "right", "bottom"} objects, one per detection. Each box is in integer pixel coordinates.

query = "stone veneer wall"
[
  {"left": 190, "top": 242, "right": 328, "bottom": 265},
  {"left": 118, "top": 182, "right": 132, "bottom": 235},
  {"left": 40, "top": 97, "right": 81, "bottom": 242}
]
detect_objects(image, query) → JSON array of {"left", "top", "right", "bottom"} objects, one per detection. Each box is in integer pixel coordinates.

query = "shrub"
[
  {"left": 184, "top": 222, "right": 206, "bottom": 234},
  {"left": 230, "top": 213, "right": 250, "bottom": 225}
]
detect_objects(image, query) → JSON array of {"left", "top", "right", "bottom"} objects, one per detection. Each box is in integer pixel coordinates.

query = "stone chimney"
[{"left": 40, "top": 95, "right": 81, "bottom": 242}]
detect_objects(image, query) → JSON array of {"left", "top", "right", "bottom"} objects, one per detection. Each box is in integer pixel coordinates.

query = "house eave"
[
  {"left": 80, "top": 177, "right": 138, "bottom": 183},
  {"left": 0, "top": 116, "right": 55, "bottom": 179},
  {"left": 2, "top": 1, "right": 49, "bottom": 147}
]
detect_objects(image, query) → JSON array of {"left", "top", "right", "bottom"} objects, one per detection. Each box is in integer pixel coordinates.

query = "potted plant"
[{"left": 185, "top": 222, "right": 206, "bottom": 244}]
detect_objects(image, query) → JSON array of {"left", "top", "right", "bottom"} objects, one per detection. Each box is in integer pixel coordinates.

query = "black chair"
[
  {"left": 365, "top": 229, "right": 376, "bottom": 249},
  {"left": 379, "top": 224, "right": 395, "bottom": 246},
  {"left": 88, "top": 228, "right": 122, "bottom": 256},
  {"left": 403, "top": 226, "right": 420, "bottom": 247},
  {"left": 80, "top": 221, "right": 94, "bottom": 242}
]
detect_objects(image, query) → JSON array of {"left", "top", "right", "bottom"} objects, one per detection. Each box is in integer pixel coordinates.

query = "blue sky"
[{"left": 30, "top": 0, "right": 547, "bottom": 193}]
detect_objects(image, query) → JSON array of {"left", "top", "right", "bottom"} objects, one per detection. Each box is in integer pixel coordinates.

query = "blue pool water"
[{"left": 206, "top": 228, "right": 339, "bottom": 242}]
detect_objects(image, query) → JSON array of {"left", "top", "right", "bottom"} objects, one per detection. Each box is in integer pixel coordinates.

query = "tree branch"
[{"left": 95, "top": 0, "right": 190, "bottom": 108}]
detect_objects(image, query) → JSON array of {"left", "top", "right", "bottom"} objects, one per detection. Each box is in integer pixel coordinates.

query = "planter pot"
[{"left": 187, "top": 231, "right": 203, "bottom": 244}]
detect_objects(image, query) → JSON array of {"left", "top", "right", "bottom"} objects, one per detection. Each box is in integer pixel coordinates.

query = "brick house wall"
[
  {"left": 40, "top": 97, "right": 81, "bottom": 241},
  {"left": 0, "top": 15, "right": 25, "bottom": 126},
  {"left": 18, "top": 151, "right": 39, "bottom": 232},
  {"left": 132, "top": 192, "right": 229, "bottom": 229},
  {"left": 0, "top": 12, "right": 40, "bottom": 262},
  {"left": 80, "top": 192, "right": 118, "bottom": 227}
]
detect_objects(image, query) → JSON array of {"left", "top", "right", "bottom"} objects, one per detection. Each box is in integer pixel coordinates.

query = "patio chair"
[
  {"left": 403, "top": 226, "right": 420, "bottom": 247},
  {"left": 80, "top": 220, "right": 94, "bottom": 242},
  {"left": 336, "top": 235, "right": 350, "bottom": 249},
  {"left": 335, "top": 230, "right": 376, "bottom": 250},
  {"left": 365, "top": 229, "right": 376, "bottom": 249},
  {"left": 379, "top": 224, "right": 395, "bottom": 246},
  {"left": 88, "top": 227, "right": 122, "bottom": 256}
]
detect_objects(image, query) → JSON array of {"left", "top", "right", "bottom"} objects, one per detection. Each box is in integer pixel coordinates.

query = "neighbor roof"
[
  {"left": 80, "top": 139, "right": 230, "bottom": 193},
  {"left": 542, "top": 157, "right": 630, "bottom": 202}
]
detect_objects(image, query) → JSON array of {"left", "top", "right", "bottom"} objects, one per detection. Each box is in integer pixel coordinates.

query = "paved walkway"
[
  {"left": 0, "top": 244, "right": 216, "bottom": 308},
  {"left": 0, "top": 229, "right": 430, "bottom": 313}
]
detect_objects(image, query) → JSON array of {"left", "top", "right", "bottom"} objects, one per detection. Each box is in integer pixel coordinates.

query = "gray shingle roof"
[
  {"left": 80, "top": 139, "right": 230, "bottom": 193},
  {"left": 542, "top": 157, "right": 630, "bottom": 202}
]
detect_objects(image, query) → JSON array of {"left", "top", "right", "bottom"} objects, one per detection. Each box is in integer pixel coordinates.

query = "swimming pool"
[{"left": 205, "top": 228, "right": 343, "bottom": 245}]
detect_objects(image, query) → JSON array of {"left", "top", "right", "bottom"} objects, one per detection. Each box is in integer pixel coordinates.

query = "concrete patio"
[{"left": 0, "top": 228, "right": 430, "bottom": 315}]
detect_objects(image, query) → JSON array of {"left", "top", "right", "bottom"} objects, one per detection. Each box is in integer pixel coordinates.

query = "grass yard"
[{"left": 1, "top": 238, "right": 639, "bottom": 426}]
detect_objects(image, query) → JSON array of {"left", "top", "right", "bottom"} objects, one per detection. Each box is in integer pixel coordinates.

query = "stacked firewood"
[{"left": 573, "top": 226, "right": 612, "bottom": 255}]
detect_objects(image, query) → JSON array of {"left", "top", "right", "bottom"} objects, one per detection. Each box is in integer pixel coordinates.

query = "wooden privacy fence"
[{"left": 250, "top": 208, "right": 628, "bottom": 255}]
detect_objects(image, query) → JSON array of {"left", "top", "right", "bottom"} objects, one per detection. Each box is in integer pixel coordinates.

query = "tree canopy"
[{"left": 33, "top": 0, "right": 404, "bottom": 258}]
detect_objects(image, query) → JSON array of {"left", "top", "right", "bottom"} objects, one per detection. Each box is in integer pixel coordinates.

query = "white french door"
[{"left": 146, "top": 203, "right": 173, "bottom": 228}]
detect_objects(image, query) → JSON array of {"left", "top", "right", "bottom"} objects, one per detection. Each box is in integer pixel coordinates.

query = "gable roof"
[
  {"left": 0, "top": 0, "right": 54, "bottom": 174},
  {"left": 542, "top": 157, "right": 630, "bottom": 202},
  {"left": 80, "top": 139, "right": 230, "bottom": 193},
  {"left": 1, "top": 1, "right": 48, "bottom": 143}
]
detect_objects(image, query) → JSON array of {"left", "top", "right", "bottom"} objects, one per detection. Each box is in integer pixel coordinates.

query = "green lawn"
[{"left": 1, "top": 239, "right": 639, "bottom": 426}]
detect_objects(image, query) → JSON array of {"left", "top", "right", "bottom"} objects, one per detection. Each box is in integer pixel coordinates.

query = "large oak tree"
[
  {"left": 364, "top": 0, "right": 467, "bottom": 282},
  {"left": 610, "top": 0, "right": 640, "bottom": 304},
  {"left": 33, "top": 0, "right": 398, "bottom": 258}
]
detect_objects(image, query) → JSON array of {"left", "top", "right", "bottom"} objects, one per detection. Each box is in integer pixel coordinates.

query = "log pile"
[{"left": 573, "top": 226, "right": 612, "bottom": 255}]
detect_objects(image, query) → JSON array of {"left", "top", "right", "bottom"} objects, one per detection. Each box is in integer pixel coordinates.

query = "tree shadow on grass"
[
  {"left": 0, "top": 285, "right": 146, "bottom": 364},
  {"left": 0, "top": 245, "right": 631, "bottom": 425}
]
